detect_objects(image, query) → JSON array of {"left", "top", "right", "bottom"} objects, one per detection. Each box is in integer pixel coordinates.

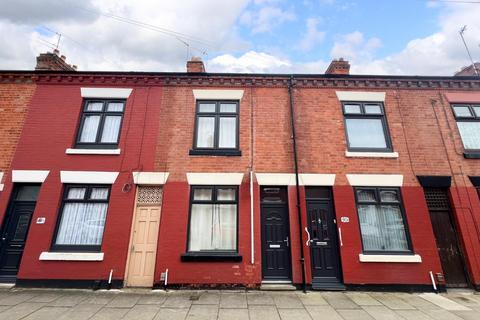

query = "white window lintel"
[
  {"left": 39, "top": 252, "right": 104, "bottom": 261},
  {"left": 255, "top": 173, "right": 336, "bottom": 186},
  {"left": 80, "top": 87, "right": 132, "bottom": 99},
  {"left": 186, "top": 173, "right": 244, "bottom": 185},
  {"left": 336, "top": 91, "right": 386, "bottom": 102},
  {"left": 12, "top": 170, "right": 50, "bottom": 183},
  {"left": 193, "top": 89, "right": 244, "bottom": 100},
  {"left": 133, "top": 172, "right": 169, "bottom": 185},
  {"left": 60, "top": 171, "right": 119, "bottom": 184},
  {"left": 347, "top": 174, "right": 403, "bottom": 187},
  {"left": 359, "top": 254, "right": 422, "bottom": 263}
]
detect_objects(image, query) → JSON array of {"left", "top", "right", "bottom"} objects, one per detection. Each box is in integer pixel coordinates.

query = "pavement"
[{"left": 0, "top": 287, "right": 479, "bottom": 320}]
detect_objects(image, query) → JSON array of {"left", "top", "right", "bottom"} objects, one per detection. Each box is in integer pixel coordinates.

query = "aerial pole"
[{"left": 459, "top": 26, "right": 479, "bottom": 76}]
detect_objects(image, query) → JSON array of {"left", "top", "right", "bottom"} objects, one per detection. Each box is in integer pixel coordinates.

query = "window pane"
[
  {"left": 106, "top": 102, "right": 124, "bottom": 112},
  {"left": 453, "top": 106, "right": 473, "bottom": 118},
  {"left": 220, "top": 103, "right": 237, "bottom": 113},
  {"left": 457, "top": 122, "right": 480, "bottom": 150},
  {"left": 85, "top": 102, "right": 103, "bottom": 111},
  {"left": 216, "top": 204, "right": 237, "bottom": 250},
  {"left": 364, "top": 104, "right": 382, "bottom": 114},
  {"left": 217, "top": 188, "right": 236, "bottom": 201},
  {"left": 358, "top": 204, "right": 409, "bottom": 252},
  {"left": 345, "top": 118, "right": 387, "bottom": 149},
  {"left": 380, "top": 190, "right": 399, "bottom": 203},
  {"left": 100, "top": 116, "right": 122, "bottom": 143},
  {"left": 344, "top": 104, "right": 361, "bottom": 114},
  {"left": 193, "top": 188, "right": 212, "bottom": 201},
  {"left": 16, "top": 186, "right": 40, "bottom": 201},
  {"left": 67, "top": 188, "right": 86, "bottom": 199},
  {"left": 218, "top": 117, "right": 236, "bottom": 148},
  {"left": 357, "top": 189, "right": 376, "bottom": 202},
  {"left": 473, "top": 106, "right": 480, "bottom": 117},
  {"left": 55, "top": 203, "right": 108, "bottom": 245},
  {"left": 198, "top": 103, "right": 216, "bottom": 113},
  {"left": 189, "top": 204, "right": 214, "bottom": 251},
  {"left": 196, "top": 117, "right": 215, "bottom": 148},
  {"left": 79, "top": 115, "right": 101, "bottom": 143},
  {"left": 90, "top": 188, "right": 109, "bottom": 200}
]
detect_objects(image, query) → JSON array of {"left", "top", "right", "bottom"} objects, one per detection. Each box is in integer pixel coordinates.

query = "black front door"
[
  {"left": 261, "top": 187, "right": 291, "bottom": 281},
  {"left": 0, "top": 184, "right": 40, "bottom": 282},
  {"left": 306, "top": 187, "right": 343, "bottom": 290},
  {"left": 424, "top": 188, "right": 469, "bottom": 287}
]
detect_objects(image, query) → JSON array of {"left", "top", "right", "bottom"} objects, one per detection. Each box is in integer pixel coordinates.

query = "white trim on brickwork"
[
  {"left": 0, "top": 172, "right": 3, "bottom": 191},
  {"left": 132, "top": 172, "right": 169, "bottom": 185},
  {"left": 39, "top": 252, "right": 104, "bottom": 261},
  {"left": 12, "top": 170, "right": 50, "bottom": 183},
  {"left": 255, "top": 173, "right": 336, "bottom": 186},
  {"left": 336, "top": 91, "right": 386, "bottom": 102},
  {"left": 300, "top": 174, "right": 336, "bottom": 186},
  {"left": 186, "top": 173, "right": 244, "bottom": 185},
  {"left": 60, "top": 171, "right": 119, "bottom": 184},
  {"left": 345, "top": 151, "right": 399, "bottom": 158},
  {"left": 192, "top": 89, "right": 244, "bottom": 100},
  {"left": 359, "top": 254, "right": 422, "bottom": 263},
  {"left": 80, "top": 88, "right": 133, "bottom": 99},
  {"left": 65, "top": 148, "right": 121, "bottom": 155},
  {"left": 346, "top": 174, "right": 403, "bottom": 187}
]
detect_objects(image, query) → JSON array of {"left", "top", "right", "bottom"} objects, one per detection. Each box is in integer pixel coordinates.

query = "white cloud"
[
  {"left": 298, "top": 18, "right": 325, "bottom": 52},
  {"left": 330, "top": 31, "right": 381, "bottom": 62},
  {"left": 208, "top": 51, "right": 291, "bottom": 73},
  {"left": 240, "top": 5, "right": 295, "bottom": 34}
]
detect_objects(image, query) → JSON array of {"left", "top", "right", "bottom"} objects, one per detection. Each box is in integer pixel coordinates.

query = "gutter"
[{"left": 288, "top": 76, "right": 307, "bottom": 293}]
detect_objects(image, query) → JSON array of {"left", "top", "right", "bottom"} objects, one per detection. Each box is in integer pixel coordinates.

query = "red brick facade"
[{"left": 0, "top": 71, "right": 480, "bottom": 291}]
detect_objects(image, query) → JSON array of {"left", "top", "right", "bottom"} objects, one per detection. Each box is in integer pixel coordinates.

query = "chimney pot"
[
  {"left": 53, "top": 49, "right": 60, "bottom": 55},
  {"left": 187, "top": 56, "right": 206, "bottom": 73},
  {"left": 35, "top": 50, "right": 77, "bottom": 71},
  {"left": 61, "top": 55, "right": 66, "bottom": 61},
  {"left": 325, "top": 58, "right": 350, "bottom": 75}
]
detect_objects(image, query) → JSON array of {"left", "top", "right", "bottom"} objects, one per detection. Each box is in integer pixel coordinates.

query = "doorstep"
[{"left": 260, "top": 281, "right": 296, "bottom": 291}]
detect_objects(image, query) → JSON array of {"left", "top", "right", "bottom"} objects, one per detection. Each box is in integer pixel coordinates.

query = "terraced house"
[{"left": 1, "top": 52, "right": 480, "bottom": 292}]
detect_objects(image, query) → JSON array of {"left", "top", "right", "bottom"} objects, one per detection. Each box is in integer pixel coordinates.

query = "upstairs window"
[
  {"left": 451, "top": 104, "right": 480, "bottom": 152},
  {"left": 190, "top": 101, "right": 240, "bottom": 156},
  {"left": 342, "top": 102, "right": 393, "bottom": 152},
  {"left": 355, "top": 187, "right": 412, "bottom": 254},
  {"left": 75, "top": 100, "right": 125, "bottom": 149}
]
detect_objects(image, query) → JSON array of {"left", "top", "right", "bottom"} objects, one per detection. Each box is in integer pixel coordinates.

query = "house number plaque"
[{"left": 340, "top": 217, "right": 349, "bottom": 223}]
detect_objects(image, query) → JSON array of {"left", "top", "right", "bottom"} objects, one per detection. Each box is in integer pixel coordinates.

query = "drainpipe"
[{"left": 288, "top": 76, "right": 307, "bottom": 293}]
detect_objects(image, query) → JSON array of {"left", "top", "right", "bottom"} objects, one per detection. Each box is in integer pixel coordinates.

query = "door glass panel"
[
  {"left": 261, "top": 187, "right": 288, "bottom": 203},
  {"left": 305, "top": 187, "right": 330, "bottom": 200},
  {"left": 15, "top": 185, "right": 40, "bottom": 201},
  {"left": 13, "top": 215, "right": 30, "bottom": 241}
]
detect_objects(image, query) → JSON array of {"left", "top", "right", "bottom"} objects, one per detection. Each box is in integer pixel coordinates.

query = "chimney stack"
[
  {"left": 325, "top": 58, "right": 350, "bottom": 75},
  {"left": 187, "top": 57, "right": 205, "bottom": 73},
  {"left": 35, "top": 50, "right": 77, "bottom": 71}
]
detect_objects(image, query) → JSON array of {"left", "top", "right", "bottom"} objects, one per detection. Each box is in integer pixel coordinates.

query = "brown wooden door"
[
  {"left": 424, "top": 188, "right": 468, "bottom": 287},
  {"left": 126, "top": 187, "right": 162, "bottom": 287}
]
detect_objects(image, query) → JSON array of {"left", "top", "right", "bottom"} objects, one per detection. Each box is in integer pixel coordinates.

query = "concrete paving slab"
[
  {"left": 395, "top": 293, "right": 441, "bottom": 310},
  {"left": 322, "top": 292, "right": 360, "bottom": 309},
  {"left": 278, "top": 308, "right": 312, "bottom": 320},
  {"left": 57, "top": 303, "right": 104, "bottom": 320},
  {"left": 218, "top": 308, "right": 249, "bottom": 320},
  {"left": 451, "top": 310, "right": 480, "bottom": 320},
  {"left": 162, "top": 293, "right": 192, "bottom": 308},
  {"left": 247, "top": 292, "right": 275, "bottom": 305},
  {"left": 154, "top": 307, "right": 189, "bottom": 320},
  {"left": 370, "top": 293, "right": 416, "bottom": 310},
  {"left": 220, "top": 292, "right": 247, "bottom": 308},
  {"left": 0, "top": 292, "right": 37, "bottom": 305},
  {"left": 305, "top": 305, "right": 343, "bottom": 320},
  {"left": 123, "top": 304, "right": 160, "bottom": 320},
  {"left": 296, "top": 292, "right": 328, "bottom": 306},
  {"left": 419, "top": 308, "right": 464, "bottom": 320},
  {"left": 345, "top": 292, "right": 382, "bottom": 306},
  {"left": 137, "top": 293, "right": 167, "bottom": 305},
  {"left": 271, "top": 292, "right": 304, "bottom": 308},
  {"left": 249, "top": 305, "right": 280, "bottom": 320},
  {"left": 193, "top": 291, "right": 220, "bottom": 305},
  {"left": 0, "top": 302, "right": 45, "bottom": 320},
  {"left": 420, "top": 293, "right": 471, "bottom": 311},
  {"left": 0, "top": 305, "right": 12, "bottom": 313},
  {"left": 362, "top": 305, "right": 404, "bottom": 320},
  {"left": 89, "top": 307, "right": 129, "bottom": 320},
  {"left": 28, "top": 291, "right": 62, "bottom": 303},
  {"left": 105, "top": 294, "right": 140, "bottom": 308},
  {"left": 82, "top": 293, "right": 116, "bottom": 305},
  {"left": 22, "top": 306, "right": 69, "bottom": 320},
  {"left": 47, "top": 293, "right": 88, "bottom": 307},
  {"left": 337, "top": 309, "right": 375, "bottom": 320},
  {"left": 394, "top": 309, "right": 433, "bottom": 320},
  {"left": 186, "top": 305, "right": 218, "bottom": 320}
]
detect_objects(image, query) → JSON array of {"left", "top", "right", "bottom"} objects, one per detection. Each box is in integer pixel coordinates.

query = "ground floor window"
[
  {"left": 355, "top": 187, "right": 412, "bottom": 253},
  {"left": 52, "top": 184, "right": 110, "bottom": 251},
  {"left": 188, "top": 186, "right": 238, "bottom": 252}
]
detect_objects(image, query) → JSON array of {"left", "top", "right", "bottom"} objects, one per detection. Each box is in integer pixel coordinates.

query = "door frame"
[
  {"left": 124, "top": 185, "right": 162, "bottom": 287},
  {"left": 305, "top": 187, "right": 344, "bottom": 287},
  {"left": 0, "top": 183, "right": 40, "bottom": 282},
  {"left": 260, "top": 186, "right": 292, "bottom": 282}
]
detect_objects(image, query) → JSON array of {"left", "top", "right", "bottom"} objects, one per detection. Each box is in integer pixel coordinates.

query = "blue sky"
[{"left": 1, "top": 0, "right": 480, "bottom": 75}]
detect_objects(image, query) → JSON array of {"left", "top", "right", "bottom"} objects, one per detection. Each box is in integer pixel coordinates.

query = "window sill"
[
  {"left": 359, "top": 254, "right": 422, "bottom": 263},
  {"left": 463, "top": 152, "right": 480, "bottom": 159},
  {"left": 189, "top": 149, "right": 242, "bottom": 156},
  {"left": 66, "top": 148, "right": 121, "bottom": 155},
  {"left": 345, "top": 151, "right": 399, "bottom": 158},
  {"left": 181, "top": 252, "right": 242, "bottom": 262},
  {"left": 39, "top": 252, "right": 104, "bottom": 261}
]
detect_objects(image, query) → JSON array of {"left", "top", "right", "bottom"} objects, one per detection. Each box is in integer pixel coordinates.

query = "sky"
[{"left": 1, "top": 0, "right": 480, "bottom": 75}]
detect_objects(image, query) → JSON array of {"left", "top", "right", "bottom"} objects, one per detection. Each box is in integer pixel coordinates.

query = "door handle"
[
  {"left": 284, "top": 236, "right": 289, "bottom": 247},
  {"left": 338, "top": 227, "right": 343, "bottom": 247},
  {"left": 304, "top": 227, "right": 311, "bottom": 247}
]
